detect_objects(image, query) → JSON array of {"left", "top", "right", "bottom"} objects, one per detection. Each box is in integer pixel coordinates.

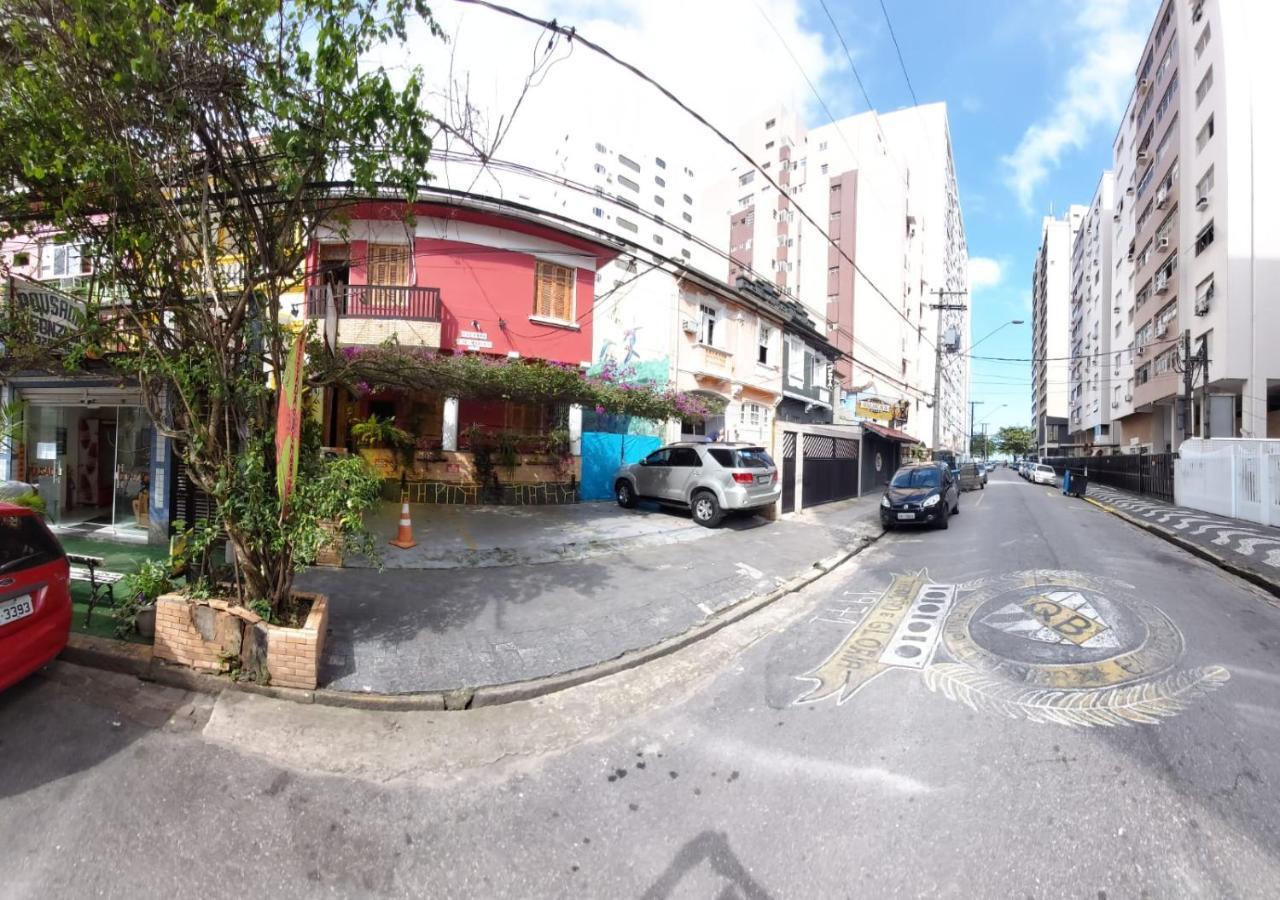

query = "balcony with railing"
[{"left": 305, "top": 284, "right": 443, "bottom": 348}]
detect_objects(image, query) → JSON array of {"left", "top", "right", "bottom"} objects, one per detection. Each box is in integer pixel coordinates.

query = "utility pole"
[
  {"left": 929, "top": 289, "right": 968, "bottom": 454},
  {"left": 969, "top": 400, "right": 983, "bottom": 459},
  {"left": 982, "top": 423, "right": 989, "bottom": 462},
  {"left": 1200, "top": 334, "right": 1211, "bottom": 438},
  {"left": 1181, "top": 329, "right": 1194, "bottom": 442}
]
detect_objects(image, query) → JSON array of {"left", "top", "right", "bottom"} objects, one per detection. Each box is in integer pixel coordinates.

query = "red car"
[{"left": 0, "top": 502, "right": 71, "bottom": 692}]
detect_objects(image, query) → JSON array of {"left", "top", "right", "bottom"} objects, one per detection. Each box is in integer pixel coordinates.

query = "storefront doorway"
[{"left": 16, "top": 387, "right": 152, "bottom": 542}]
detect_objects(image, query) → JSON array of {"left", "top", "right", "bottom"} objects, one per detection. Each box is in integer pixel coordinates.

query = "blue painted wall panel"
[{"left": 580, "top": 432, "right": 661, "bottom": 501}]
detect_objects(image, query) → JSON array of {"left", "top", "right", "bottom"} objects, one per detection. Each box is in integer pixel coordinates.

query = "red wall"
[{"left": 328, "top": 202, "right": 614, "bottom": 365}]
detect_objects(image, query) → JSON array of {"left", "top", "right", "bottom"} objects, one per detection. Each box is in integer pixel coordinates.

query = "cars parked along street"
[
  {"left": 614, "top": 442, "right": 781, "bottom": 527},
  {"left": 880, "top": 462, "right": 960, "bottom": 530},
  {"left": 0, "top": 502, "right": 72, "bottom": 693},
  {"left": 1031, "top": 463, "right": 1057, "bottom": 485}
]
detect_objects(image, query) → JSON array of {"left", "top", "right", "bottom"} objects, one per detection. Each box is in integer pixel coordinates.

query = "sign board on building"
[
  {"left": 6, "top": 277, "right": 85, "bottom": 345},
  {"left": 457, "top": 329, "right": 493, "bottom": 351},
  {"left": 855, "top": 396, "right": 896, "bottom": 423}
]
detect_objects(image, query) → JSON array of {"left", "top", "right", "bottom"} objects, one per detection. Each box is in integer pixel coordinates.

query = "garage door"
[{"left": 800, "top": 434, "right": 858, "bottom": 509}]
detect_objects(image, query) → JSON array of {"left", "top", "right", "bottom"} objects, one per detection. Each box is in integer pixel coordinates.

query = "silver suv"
[{"left": 613, "top": 442, "right": 781, "bottom": 527}]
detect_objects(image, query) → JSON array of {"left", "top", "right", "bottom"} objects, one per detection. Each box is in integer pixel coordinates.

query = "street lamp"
[{"left": 970, "top": 319, "right": 1025, "bottom": 353}]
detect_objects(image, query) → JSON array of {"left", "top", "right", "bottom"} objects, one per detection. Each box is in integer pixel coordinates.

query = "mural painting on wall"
[{"left": 588, "top": 312, "right": 671, "bottom": 436}]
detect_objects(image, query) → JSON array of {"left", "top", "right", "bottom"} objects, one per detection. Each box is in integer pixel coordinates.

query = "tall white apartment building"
[
  {"left": 429, "top": 132, "right": 724, "bottom": 276},
  {"left": 1107, "top": 0, "right": 1280, "bottom": 447},
  {"left": 725, "top": 103, "right": 970, "bottom": 451},
  {"left": 1068, "top": 173, "right": 1117, "bottom": 451},
  {"left": 1032, "top": 206, "right": 1085, "bottom": 457}
]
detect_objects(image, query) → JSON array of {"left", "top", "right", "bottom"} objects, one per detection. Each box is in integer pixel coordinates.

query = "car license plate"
[
  {"left": 897, "top": 512, "right": 916, "bottom": 521},
  {"left": 756, "top": 474, "right": 770, "bottom": 484},
  {"left": 0, "top": 594, "right": 35, "bottom": 626}
]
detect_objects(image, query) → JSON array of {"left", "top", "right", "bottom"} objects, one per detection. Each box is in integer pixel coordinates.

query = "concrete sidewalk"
[
  {"left": 353, "top": 500, "right": 733, "bottom": 569},
  {"left": 1084, "top": 484, "right": 1280, "bottom": 598},
  {"left": 295, "top": 497, "right": 883, "bottom": 695}
]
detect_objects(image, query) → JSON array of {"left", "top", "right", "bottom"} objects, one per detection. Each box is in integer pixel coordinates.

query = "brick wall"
[
  {"left": 152, "top": 592, "right": 328, "bottom": 690},
  {"left": 265, "top": 591, "right": 328, "bottom": 690}
]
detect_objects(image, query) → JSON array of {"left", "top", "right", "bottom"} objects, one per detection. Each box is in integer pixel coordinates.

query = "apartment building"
[
  {"left": 1108, "top": 0, "right": 1280, "bottom": 447},
  {"left": 1032, "top": 206, "right": 1085, "bottom": 457},
  {"left": 429, "top": 131, "right": 722, "bottom": 277},
  {"left": 1068, "top": 173, "right": 1117, "bottom": 452},
  {"left": 725, "top": 103, "right": 969, "bottom": 451}
]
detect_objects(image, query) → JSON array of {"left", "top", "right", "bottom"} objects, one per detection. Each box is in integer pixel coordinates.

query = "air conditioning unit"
[
  {"left": 1113, "top": 401, "right": 1121, "bottom": 409},
  {"left": 1136, "top": 149, "right": 1152, "bottom": 165},
  {"left": 1155, "top": 274, "right": 1170, "bottom": 293},
  {"left": 1113, "top": 305, "right": 1122, "bottom": 314},
  {"left": 1156, "top": 323, "right": 1169, "bottom": 338},
  {"left": 1113, "top": 212, "right": 1121, "bottom": 223},
  {"left": 1157, "top": 235, "right": 1171, "bottom": 251},
  {"left": 57, "top": 277, "right": 79, "bottom": 290},
  {"left": 1156, "top": 186, "right": 1170, "bottom": 208},
  {"left": 1192, "top": 2, "right": 1204, "bottom": 24},
  {"left": 1138, "top": 78, "right": 1152, "bottom": 95},
  {"left": 1125, "top": 394, "right": 1133, "bottom": 402},
  {"left": 1137, "top": 346, "right": 1146, "bottom": 357},
  {"left": 1195, "top": 289, "right": 1213, "bottom": 316},
  {"left": 1196, "top": 195, "right": 1210, "bottom": 211},
  {"left": 1126, "top": 185, "right": 1136, "bottom": 196},
  {"left": 680, "top": 318, "right": 698, "bottom": 333}
]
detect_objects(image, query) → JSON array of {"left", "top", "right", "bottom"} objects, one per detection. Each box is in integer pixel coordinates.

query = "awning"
[{"left": 861, "top": 421, "right": 921, "bottom": 444}]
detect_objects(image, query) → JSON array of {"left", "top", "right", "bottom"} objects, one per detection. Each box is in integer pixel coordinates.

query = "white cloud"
[
  {"left": 1002, "top": 0, "right": 1153, "bottom": 212},
  {"left": 968, "top": 256, "right": 1004, "bottom": 291}
]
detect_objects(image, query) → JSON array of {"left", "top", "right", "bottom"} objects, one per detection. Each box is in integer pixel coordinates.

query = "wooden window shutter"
[
  {"left": 367, "top": 243, "right": 409, "bottom": 308},
  {"left": 534, "top": 261, "right": 574, "bottom": 321}
]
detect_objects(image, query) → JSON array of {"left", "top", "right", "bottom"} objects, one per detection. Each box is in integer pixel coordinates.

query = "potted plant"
[
  {"left": 115, "top": 558, "right": 175, "bottom": 639},
  {"left": 350, "top": 413, "right": 415, "bottom": 478}
]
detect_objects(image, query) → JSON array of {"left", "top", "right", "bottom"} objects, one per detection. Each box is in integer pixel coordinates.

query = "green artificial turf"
[{"left": 58, "top": 535, "right": 167, "bottom": 644}]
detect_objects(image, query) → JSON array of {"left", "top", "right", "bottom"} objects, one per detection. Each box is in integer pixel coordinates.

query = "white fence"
[{"left": 1176, "top": 439, "right": 1280, "bottom": 526}]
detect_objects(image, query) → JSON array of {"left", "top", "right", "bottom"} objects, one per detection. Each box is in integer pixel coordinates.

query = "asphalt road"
[{"left": 3, "top": 468, "right": 1280, "bottom": 898}]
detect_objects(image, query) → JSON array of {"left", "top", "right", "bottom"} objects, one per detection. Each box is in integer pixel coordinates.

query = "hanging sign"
[{"left": 6, "top": 277, "right": 85, "bottom": 345}]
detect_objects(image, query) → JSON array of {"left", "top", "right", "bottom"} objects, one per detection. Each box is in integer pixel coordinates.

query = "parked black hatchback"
[{"left": 880, "top": 462, "right": 959, "bottom": 530}]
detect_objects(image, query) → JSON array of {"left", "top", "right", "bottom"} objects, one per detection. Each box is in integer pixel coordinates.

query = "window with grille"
[{"left": 533, "top": 261, "right": 575, "bottom": 322}]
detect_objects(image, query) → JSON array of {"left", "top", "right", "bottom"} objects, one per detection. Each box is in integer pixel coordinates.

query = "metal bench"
[{"left": 67, "top": 553, "right": 126, "bottom": 625}]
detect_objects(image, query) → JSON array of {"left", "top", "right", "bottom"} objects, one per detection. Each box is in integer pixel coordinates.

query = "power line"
[
  {"left": 448, "top": 0, "right": 929, "bottom": 347},
  {"left": 876, "top": 0, "right": 921, "bottom": 108}
]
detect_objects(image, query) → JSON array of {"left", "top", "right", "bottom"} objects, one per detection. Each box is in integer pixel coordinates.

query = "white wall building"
[
  {"left": 1068, "top": 172, "right": 1117, "bottom": 451},
  {"left": 1106, "top": 0, "right": 1280, "bottom": 448},
  {"left": 1032, "top": 206, "right": 1085, "bottom": 456},
  {"left": 724, "top": 102, "right": 969, "bottom": 451}
]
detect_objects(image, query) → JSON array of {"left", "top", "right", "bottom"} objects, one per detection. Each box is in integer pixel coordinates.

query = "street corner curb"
[
  {"left": 61, "top": 633, "right": 153, "bottom": 678},
  {"left": 1084, "top": 495, "right": 1280, "bottom": 603},
  {"left": 52, "top": 525, "right": 886, "bottom": 713},
  {"left": 470, "top": 528, "right": 885, "bottom": 709}
]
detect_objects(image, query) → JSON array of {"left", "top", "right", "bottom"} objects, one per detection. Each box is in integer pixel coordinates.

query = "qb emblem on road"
[{"left": 796, "top": 569, "right": 1229, "bottom": 727}]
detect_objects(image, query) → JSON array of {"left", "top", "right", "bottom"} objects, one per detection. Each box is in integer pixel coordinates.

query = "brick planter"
[{"left": 152, "top": 591, "right": 329, "bottom": 690}]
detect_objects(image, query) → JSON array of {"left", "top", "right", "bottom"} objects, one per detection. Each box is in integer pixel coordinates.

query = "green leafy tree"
[
  {"left": 0, "top": 0, "right": 442, "bottom": 612},
  {"left": 969, "top": 433, "right": 993, "bottom": 458},
  {"left": 995, "top": 425, "right": 1036, "bottom": 459}
]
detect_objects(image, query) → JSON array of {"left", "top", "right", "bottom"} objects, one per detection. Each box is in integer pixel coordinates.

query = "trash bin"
[
  {"left": 1068, "top": 470, "right": 1089, "bottom": 498},
  {"left": 1061, "top": 469, "right": 1071, "bottom": 495}
]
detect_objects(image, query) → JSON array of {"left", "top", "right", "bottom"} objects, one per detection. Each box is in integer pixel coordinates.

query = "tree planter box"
[{"left": 152, "top": 591, "right": 328, "bottom": 690}]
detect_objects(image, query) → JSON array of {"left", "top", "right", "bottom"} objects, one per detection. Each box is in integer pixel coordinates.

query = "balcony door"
[{"left": 367, "top": 243, "right": 410, "bottom": 311}]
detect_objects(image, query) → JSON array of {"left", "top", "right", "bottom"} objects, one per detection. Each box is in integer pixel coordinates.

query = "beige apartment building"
[{"left": 1107, "top": 0, "right": 1280, "bottom": 450}]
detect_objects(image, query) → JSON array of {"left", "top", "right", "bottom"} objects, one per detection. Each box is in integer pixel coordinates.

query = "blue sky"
[{"left": 802, "top": 0, "right": 1159, "bottom": 434}]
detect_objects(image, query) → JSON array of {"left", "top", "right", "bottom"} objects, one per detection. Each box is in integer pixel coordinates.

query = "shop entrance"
[{"left": 17, "top": 390, "right": 152, "bottom": 540}]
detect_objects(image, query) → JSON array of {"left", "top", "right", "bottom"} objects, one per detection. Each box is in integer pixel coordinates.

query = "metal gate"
[
  {"left": 781, "top": 431, "right": 797, "bottom": 513},
  {"left": 801, "top": 434, "right": 859, "bottom": 509}
]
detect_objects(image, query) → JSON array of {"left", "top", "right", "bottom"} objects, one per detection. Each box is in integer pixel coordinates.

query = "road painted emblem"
[{"left": 797, "top": 569, "right": 1229, "bottom": 727}]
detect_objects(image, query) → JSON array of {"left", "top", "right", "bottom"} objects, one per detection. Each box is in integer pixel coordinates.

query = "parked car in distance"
[
  {"left": 614, "top": 442, "right": 780, "bottom": 527},
  {"left": 0, "top": 503, "right": 71, "bottom": 693},
  {"left": 957, "top": 461, "right": 985, "bottom": 491},
  {"left": 880, "top": 462, "right": 959, "bottom": 530},
  {"left": 1031, "top": 463, "right": 1057, "bottom": 485}
]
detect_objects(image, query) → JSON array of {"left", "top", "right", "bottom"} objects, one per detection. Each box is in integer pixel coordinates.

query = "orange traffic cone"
[{"left": 389, "top": 498, "right": 418, "bottom": 549}]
